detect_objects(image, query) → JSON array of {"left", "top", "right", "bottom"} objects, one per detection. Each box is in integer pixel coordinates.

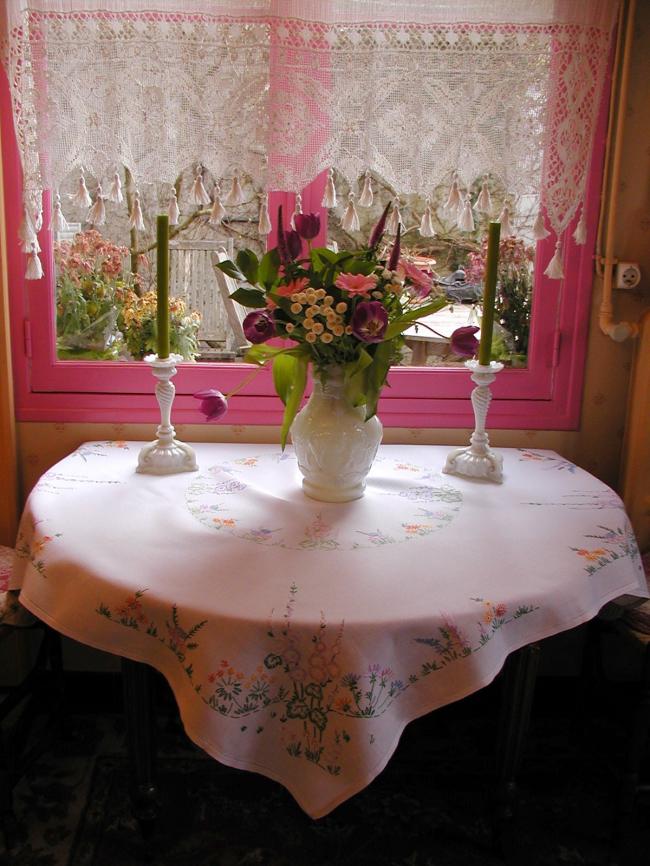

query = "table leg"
[
  {"left": 494, "top": 642, "right": 541, "bottom": 834},
  {"left": 121, "top": 658, "right": 159, "bottom": 842}
]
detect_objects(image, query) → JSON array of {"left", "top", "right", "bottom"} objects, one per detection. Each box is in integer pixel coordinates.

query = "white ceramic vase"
[{"left": 290, "top": 367, "right": 383, "bottom": 503}]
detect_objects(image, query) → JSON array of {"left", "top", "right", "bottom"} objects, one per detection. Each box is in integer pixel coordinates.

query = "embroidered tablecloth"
[{"left": 10, "top": 441, "right": 648, "bottom": 817}]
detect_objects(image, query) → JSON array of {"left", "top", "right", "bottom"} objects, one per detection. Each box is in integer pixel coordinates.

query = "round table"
[{"left": 10, "top": 441, "right": 647, "bottom": 818}]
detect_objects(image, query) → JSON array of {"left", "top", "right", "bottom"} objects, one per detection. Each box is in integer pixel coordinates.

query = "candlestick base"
[
  {"left": 136, "top": 354, "right": 198, "bottom": 476},
  {"left": 443, "top": 360, "right": 504, "bottom": 483}
]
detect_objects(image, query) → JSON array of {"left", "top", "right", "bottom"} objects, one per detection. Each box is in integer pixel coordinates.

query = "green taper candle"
[
  {"left": 156, "top": 213, "right": 170, "bottom": 359},
  {"left": 478, "top": 220, "right": 501, "bottom": 366}
]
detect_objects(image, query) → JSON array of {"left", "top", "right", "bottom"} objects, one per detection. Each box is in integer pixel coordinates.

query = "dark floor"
[{"left": 2, "top": 657, "right": 650, "bottom": 866}]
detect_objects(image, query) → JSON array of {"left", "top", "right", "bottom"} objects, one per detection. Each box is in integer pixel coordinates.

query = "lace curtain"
[{"left": 1, "top": 0, "right": 619, "bottom": 279}]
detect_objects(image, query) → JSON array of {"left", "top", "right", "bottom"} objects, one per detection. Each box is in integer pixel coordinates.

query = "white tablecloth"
[{"left": 10, "top": 441, "right": 648, "bottom": 817}]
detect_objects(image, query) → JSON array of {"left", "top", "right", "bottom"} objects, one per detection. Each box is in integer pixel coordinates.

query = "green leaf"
[
  {"left": 272, "top": 352, "right": 297, "bottom": 405},
  {"left": 383, "top": 297, "right": 448, "bottom": 340},
  {"left": 258, "top": 249, "right": 280, "bottom": 289},
  {"left": 343, "top": 349, "right": 373, "bottom": 406},
  {"left": 235, "top": 249, "right": 260, "bottom": 285},
  {"left": 243, "top": 344, "right": 289, "bottom": 366},
  {"left": 279, "top": 353, "right": 309, "bottom": 450},
  {"left": 364, "top": 341, "right": 394, "bottom": 420},
  {"left": 215, "top": 259, "right": 245, "bottom": 280},
  {"left": 229, "top": 287, "right": 266, "bottom": 308}
]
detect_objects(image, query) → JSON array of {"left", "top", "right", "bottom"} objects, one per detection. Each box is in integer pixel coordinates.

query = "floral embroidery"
[
  {"left": 14, "top": 521, "right": 61, "bottom": 577},
  {"left": 186, "top": 455, "right": 463, "bottom": 551},
  {"left": 572, "top": 523, "right": 642, "bottom": 575},
  {"left": 97, "top": 584, "right": 539, "bottom": 778},
  {"left": 518, "top": 449, "right": 576, "bottom": 472},
  {"left": 414, "top": 598, "right": 538, "bottom": 674},
  {"left": 75, "top": 441, "right": 130, "bottom": 461}
]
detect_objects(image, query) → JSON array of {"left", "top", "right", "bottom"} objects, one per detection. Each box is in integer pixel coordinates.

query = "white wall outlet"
[{"left": 614, "top": 262, "right": 641, "bottom": 289}]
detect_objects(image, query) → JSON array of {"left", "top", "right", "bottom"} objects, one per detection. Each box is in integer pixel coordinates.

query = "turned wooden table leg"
[
  {"left": 493, "top": 642, "right": 541, "bottom": 847},
  {"left": 121, "top": 658, "right": 159, "bottom": 843}
]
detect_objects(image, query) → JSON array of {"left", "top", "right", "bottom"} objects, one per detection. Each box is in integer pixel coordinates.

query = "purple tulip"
[
  {"left": 294, "top": 212, "right": 321, "bottom": 240},
  {"left": 194, "top": 389, "right": 228, "bottom": 421},
  {"left": 387, "top": 222, "right": 401, "bottom": 272},
  {"left": 449, "top": 325, "right": 480, "bottom": 358},
  {"left": 243, "top": 309, "right": 276, "bottom": 344},
  {"left": 286, "top": 228, "right": 302, "bottom": 259},
  {"left": 351, "top": 301, "right": 389, "bottom": 343},
  {"left": 368, "top": 201, "right": 392, "bottom": 249}
]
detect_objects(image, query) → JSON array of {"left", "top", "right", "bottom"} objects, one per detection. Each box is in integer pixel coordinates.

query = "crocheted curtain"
[{"left": 1, "top": 0, "right": 619, "bottom": 279}]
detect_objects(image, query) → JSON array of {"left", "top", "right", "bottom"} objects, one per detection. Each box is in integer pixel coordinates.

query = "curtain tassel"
[
  {"left": 191, "top": 166, "right": 211, "bottom": 207},
  {"left": 322, "top": 168, "right": 337, "bottom": 208},
  {"left": 51, "top": 194, "right": 69, "bottom": 233},
  {"left": 476, "top": 179, "right": 492, "bottom": 214},
  {"left": 533, "top": 209, "right": 550, "bottom": 240},
  {"left": 25, "top": 245, "right": 43, "bottom": 280},
  {"left": 458, "top": 195, "right": 475, "bottom": 232},
  {"left": 341, "top": 192, "right": 360, "bottom": 232},
  {"left": 209, "top": 186, "right": 227, "bottom": 226},
  {"left": 544, "top": 240, "right": 564, "bottom": 280},
  {"left": 168, "top": 189, "right": 180, "bottom": 226},
  {"left": 129, "top": 191, "right": 145, "bottom": 231},
  {"left": 419, "top": 199, "right": 435, "bottom": 238},
  {"left": 498, "top": 203, "right": 513, "bottom": 237},
  {"left": 19, "top": 207, "right": 39, "bottom": 253},
  {"left": 224, "top": 173, "right": 245, "bottom": 207},
  {"left": 358, "top": 170, "right": 374, "bottom": 207},
  {"left": 108, "top": 172, "right": 123, "bottom": 204},
  {"left": 573, "top": 207, "right": 587, "bottom": 245},
  {"left": 444, "top": 173, "right": 463, "bottom": 216},
  {"left": 72, "top": 172, "right": 93, "bottom": 209},
  {"left": 87, "top": 185, "right": 106, "bottom": 226},
  {"left": 258, "top": 193, "right": 272, "bottom": 235},
  {"left": 386, "top": 198, "right": 403, "bottom": 235},
  {"left": 290, "top": 193, "right": 303, "bottom": 231}
]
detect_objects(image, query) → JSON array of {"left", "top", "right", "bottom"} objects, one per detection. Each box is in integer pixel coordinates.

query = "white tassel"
[
  {"left": 34, "top": 209, "right": 43, "bottom": 232},
  {"left": 19, "top": 207, "right": 38, "bottom": 253},
  {"left": 341, "top": 192, "right": 360, "bottom": 232},
  {"left": 498, "top": 203, "right": 513, "bottom": 237},
  {"left": 444, "top": 173, "right": 463, "bottom": 216},
  {"left": 290, "top": 193, "right": 303, "bottom": 231},
  {"left": 51, "top": 194, "right": 68, "bottom": 233},
  {"left": 322, "top": 168, "right": 337, "bottom": 208},
  {"left": 544, "top": 240, "right": 564, "bottom": 280},
  {"left": 573, "top": 208, "right": 587, "bottom": 245},
  {"left": 533, "top": 209, "right": 550, "bottom": 240},
  {"left": 224, "top": 173, "right": 245, "bottom": 206},
  {"left": 191, "top": 166, "right": 211, "bottom": 207},
  {"left": 476, "top": 179, "right": 492, "bottom": 214},
  {"left": 209, "top": 186, "right": 227, "bottom": 226},
  {"left": 419, "top": 199, "right": 436, "bottom": 238},
  {"left": 386, "top": 199, "right": 404, "bottom": 235},
  {"left": 258, "top": 194, "right": 272, "bottom": 235},
  {"left": 87, "top": 185, "right": 106, "bottom": 226},
  {"left": 108, "top": 172, "right": 123, "bottom": 204},
  {"left": 358, "top": 171, "right": 374, "bottom": 207},
  {"left": 458, "top": 195, "right": 475, "bottom": 232},
  {"left": 25, "top": 245, "right": 43, "bottom": 280},
  {"left": 129, "top": 191, "right": 145, "bottom": 231},
  {"left": 72, "top": 173, "right": 92, "bottom": 209},
  {"left": 168, "top": 189, "right": 180, "bottom": 226}
]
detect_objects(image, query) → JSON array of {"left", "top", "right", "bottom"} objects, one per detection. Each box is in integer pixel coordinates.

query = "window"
[{"left": 1, "top": 2, "right": 616, "bottom": 429}]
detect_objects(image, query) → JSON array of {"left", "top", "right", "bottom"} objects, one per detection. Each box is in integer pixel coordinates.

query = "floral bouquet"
[{"left": 214, "top": 205, "right": 449, "bottom": 446}]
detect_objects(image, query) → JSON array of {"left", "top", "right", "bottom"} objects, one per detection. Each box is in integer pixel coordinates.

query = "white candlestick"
[
  {"left": 443, "top": 360, "right": 504, "bottom": 483},
  {"left": 137, "top": 354, "right": 198, "bottom": 475}
]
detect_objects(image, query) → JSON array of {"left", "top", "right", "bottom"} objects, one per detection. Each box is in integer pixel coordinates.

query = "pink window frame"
[{"left": 2, "top": 62, "right": 608, "bottom": 429}]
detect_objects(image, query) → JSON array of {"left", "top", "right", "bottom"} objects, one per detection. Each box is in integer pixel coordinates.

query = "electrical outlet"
[{"left": 614, "top": 262, "right": 641, "bottom": 289}]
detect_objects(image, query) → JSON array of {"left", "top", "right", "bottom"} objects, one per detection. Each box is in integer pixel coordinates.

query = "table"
[{"left": 9, "top": 441, "right": 648, "bottom": 820}]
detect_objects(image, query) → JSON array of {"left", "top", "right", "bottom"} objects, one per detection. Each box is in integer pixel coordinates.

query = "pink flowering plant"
[{"left": 215, "top": 205, "right": 447, "bottom": 445}]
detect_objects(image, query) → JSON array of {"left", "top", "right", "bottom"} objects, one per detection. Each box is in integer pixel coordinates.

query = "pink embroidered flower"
[{"left": 334, "top": 272, "right": 378, "bottom": 297}]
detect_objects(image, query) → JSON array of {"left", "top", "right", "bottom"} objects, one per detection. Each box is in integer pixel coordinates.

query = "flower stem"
[{"left": 225, "top": 366, "right": 263, "bottom": 398}]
